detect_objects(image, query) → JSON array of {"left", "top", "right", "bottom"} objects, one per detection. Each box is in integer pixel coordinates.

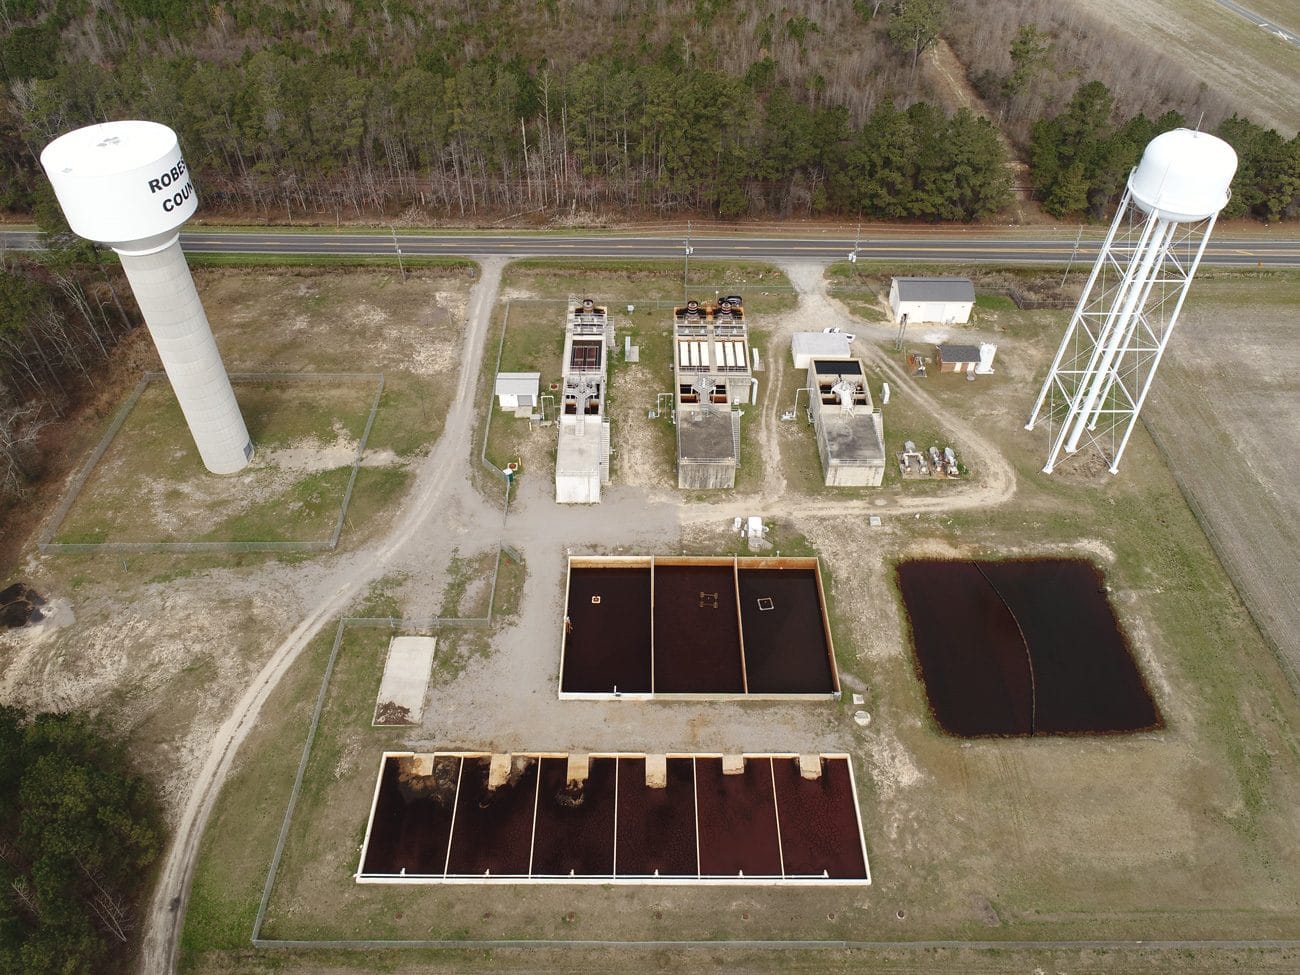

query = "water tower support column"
[
  {"left": 116, "top": 238, "right": 252, "bottom": 473},
  {"left": 40, "top": 120, "right": 253, "bottom": 475}
]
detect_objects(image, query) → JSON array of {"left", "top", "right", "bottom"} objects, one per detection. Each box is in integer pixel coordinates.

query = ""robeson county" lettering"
[{"left": 147, "top": 159, "right": 193, "bottom": 212}]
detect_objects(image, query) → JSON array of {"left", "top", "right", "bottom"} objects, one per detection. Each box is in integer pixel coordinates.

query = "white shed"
[
  {"left": 791, "top": 332, "right": 851, "bottom": 369},
  {"left": 889, "top": 277, "right": 975, "bottom": 324},
  {"left": 494, "top": 372, "right": 540, "bottom": 411}
]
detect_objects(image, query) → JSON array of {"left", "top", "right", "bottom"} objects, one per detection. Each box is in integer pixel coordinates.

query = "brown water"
[
  {"left": 561, "top": 564, "right": 835, "bottom": 695},
  {"left": 653, "top": 564, "right": 744, "bottom": 693},
  {"left": 897, "top": 559, "right": 1161, "bottom": 737},
  {"left": 360, "top": 754, "right": 868, "bottom": 880},
  {"left": 561, "top": 567, "right": 652, "bottom": 693},
  {"left": 738, "top": 568, "right": 835, "bottom": 694}
]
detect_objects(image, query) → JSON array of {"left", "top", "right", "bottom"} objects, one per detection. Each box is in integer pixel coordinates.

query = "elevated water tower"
[
  {"left": 1025, "top": 129, "right": 1237, "bottom": 475},
  {"left": 41, "top": 121, "right": 252, "bottom": 474}
]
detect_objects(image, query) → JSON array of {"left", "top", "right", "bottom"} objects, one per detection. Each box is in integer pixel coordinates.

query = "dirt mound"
[{"left": 373, "top": 701, "right": 413, "bottom": 726}]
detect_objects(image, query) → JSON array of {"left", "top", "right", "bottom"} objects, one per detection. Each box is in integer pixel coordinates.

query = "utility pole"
[
  {"left": 391, "top": 225, "right": 407, "bottom": 282},
  {"left": 1060, "top": 224, "right": 1082, "bottom": 289},
  {"left": 848, "top": 220, "right": 861, "bottom": 263},
  {"left": 683, "top": 220, "right": 693, "bottom": 301}
]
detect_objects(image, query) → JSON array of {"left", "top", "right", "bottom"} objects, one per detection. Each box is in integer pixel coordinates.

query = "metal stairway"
[{"left": 600, "top": 420, "right": 611, "bottom": 484}]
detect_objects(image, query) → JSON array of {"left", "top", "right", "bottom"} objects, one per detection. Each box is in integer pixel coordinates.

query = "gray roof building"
[
  {"left": 894, "top": 277, "right": 975, "bottom": 302},
  {"left": 494, "top": 372, "right": 540, "bottom": 398},
  {"left": 937, "top": 344, "right": 981, "bottom": 363}
]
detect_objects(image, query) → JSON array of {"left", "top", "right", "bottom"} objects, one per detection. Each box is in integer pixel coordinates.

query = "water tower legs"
[{"left": 117, "top": 240, "right": 252, "bottom": 474}]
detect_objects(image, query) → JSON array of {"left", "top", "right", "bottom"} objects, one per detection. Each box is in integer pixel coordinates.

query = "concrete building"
[
  {"left": 494, "top": 372, "right": 540, "bottom": 412},
  {"left": 791, "top": 331, "right": 851, "bottom": 370},
  {"left": 807, "top": 358, "right": 886, "bottom": 487},
  {"left": 890, "top": 277, "right": 975, "bottom": 325},
  {"left": 673, "top": 296, "right": 753, "bottom": 489},
  {"left": 555, "top": 298, "right": 612, "bottom": 503}
]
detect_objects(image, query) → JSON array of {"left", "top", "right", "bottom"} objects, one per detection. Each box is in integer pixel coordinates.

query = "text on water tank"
[{"left": 147, "top": 158, "right": 193, "bottom": 212}]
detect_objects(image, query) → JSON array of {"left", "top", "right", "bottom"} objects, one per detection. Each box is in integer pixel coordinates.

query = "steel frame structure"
[{"left": 1026, "top": 185, "right": 1220, "bottom": 474}]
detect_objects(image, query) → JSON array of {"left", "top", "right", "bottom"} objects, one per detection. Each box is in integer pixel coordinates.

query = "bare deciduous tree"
[{"left": 0, "top": 401, "right": 48, "bottom": 501}]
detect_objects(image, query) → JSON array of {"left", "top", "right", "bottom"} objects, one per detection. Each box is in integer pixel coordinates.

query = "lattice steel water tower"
[
  {"left": 1025, "top": 129, "right": 1237, "bottom": 475},
  {"left": 41, "top": 121, "right": 253, "bottom": 474}
]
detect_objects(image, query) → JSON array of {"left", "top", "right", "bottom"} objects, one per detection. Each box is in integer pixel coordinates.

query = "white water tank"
[
  {"left": 42, "top": 121, "right": 252, "bottom": 474},
  {"left": 1127, "top": 129, "right": 1237, "bottom": 222},
  {"left": 976, "top": 343, "right": 997, "bottom": 375}
]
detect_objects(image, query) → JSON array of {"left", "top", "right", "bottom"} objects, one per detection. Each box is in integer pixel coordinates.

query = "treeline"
[
  {"left": 0, "top": 0, "right": 1293, "bottom": 226},
  {"left": 4, "top": 49, "right": 1009, "bottom": 222},
  {"left": 1030, "top": 82, "right": 1300, "bottom": 221},
  {"left": 0, "top": 246, "right": 131, "bottom": 504},
  {"left": 0, "top": 706, "right": 162, "bottom": 975},
  {"left": 4, "top": 1, "right": 985, "bottom": 222}
]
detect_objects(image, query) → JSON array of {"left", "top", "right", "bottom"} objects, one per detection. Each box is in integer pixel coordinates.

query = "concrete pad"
[
  {"left": 374, "top": 636, "right": 436, "bottom": 725},
  {"left": 567, "top": 753, "right": 589, "bottom": 785},
  {"left": 646, "top": 754, "right": 668, "bottom": 788},
  {"left": 799, "top": 754, "right": 823, "bottom": 780},
  {"left": 488, "top": 753, "right": 512, "bottom": 790},
  {"left": 722, "top": 754, "right": 745, "bottom": 775}
]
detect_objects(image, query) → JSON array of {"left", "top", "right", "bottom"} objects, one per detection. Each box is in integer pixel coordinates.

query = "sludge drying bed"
[
  {"left": 559, "top": 556, "right": 839, "bottom": 699},
  {"left": 897, "top": 558, "right": 1161, "bottom": 736},
  {"left": 357, "top": 751, "right": 870, "bottom": 884}
]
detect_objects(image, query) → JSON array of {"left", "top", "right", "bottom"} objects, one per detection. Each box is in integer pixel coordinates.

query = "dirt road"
[{"left": 138, "top": 260, "right": 506, "bottom": 975}]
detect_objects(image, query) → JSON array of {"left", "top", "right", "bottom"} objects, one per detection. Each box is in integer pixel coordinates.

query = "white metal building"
[
  {"left": 935, "top": 344, "right": 981, "bottom": 374},
  {"left": 791, "top": 332, "right": 852, "bottom": 369},
  {"left": 889, "top": 277, "right": 975, "bottom": 324},
  {"left": 494, "top": 372, "right": 540, "bottom": 411}
]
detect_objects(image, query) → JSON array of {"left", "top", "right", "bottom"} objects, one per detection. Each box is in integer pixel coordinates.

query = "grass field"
[
  {"left": 53, "top": 377, "right": 379, "bottom": 546},
  {"left": 1244, "top": 0, "right": 1300, "bottom": 33},
  {"left": 1072, "top": 0, "right": 1300, "bottom": 134}
]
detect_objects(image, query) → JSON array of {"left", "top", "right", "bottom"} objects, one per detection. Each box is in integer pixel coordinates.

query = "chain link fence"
[{"left": 37, "top": 371, "right": 384, "bottom": 554}]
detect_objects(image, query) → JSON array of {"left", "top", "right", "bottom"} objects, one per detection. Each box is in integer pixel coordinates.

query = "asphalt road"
[
  {"left": 4, "top": 228, "right": 1300, "bottom": 267},
  {"left": 1213, "top": 0, "right": 1300, "bottom": 46}
]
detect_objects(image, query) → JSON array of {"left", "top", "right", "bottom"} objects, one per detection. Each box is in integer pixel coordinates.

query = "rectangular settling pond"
[
  {"left": 559, "top": 556, "right": 839, "bottom": 699},
  {"left": 896, "top": 558, "right": 1161, "bottom": 737},
  {"left": 357, "top": 751, "right": 870, "bottom": 884}
]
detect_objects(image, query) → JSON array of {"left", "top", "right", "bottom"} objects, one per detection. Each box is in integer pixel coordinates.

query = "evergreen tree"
[{"left": 0, "top": 708, "right": 161, "bottom": 975}]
